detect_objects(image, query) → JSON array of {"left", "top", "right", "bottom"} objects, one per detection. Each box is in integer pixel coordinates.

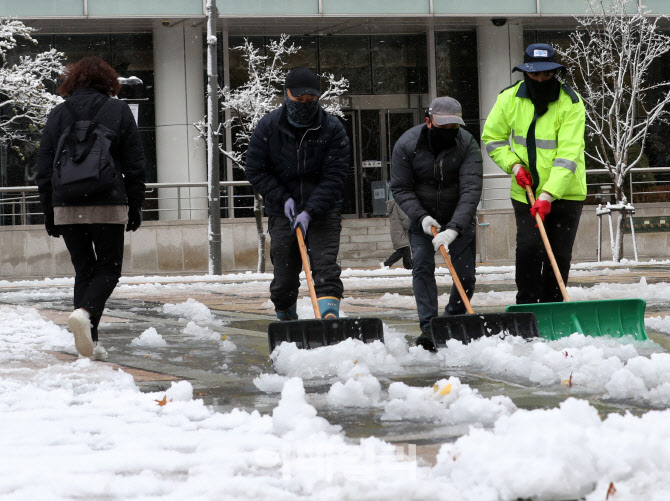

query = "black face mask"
[
  {"left": 428, "top": 126, "right": 459, "bottom": 156},
  {"left": 284, "top": 90, "right": 320, "bottom": 128},
  {"left": 524, "top": 74, "right": 561, "bottom": 116}
]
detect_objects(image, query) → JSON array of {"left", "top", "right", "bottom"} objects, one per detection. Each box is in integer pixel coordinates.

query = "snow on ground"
[
  {"left": 130, "top": 327, "right": 168, "bottom": 348},
  {"left": 3, "top": 261, "right": 670, "bottom": 500},
  {"left": 269, "top": 321, "right": 670, "bottom": 407},
  {"left": 381, "top": 377, "right": 516, "bottom": 426},
  {"left": 2, "top": 303, "right": 670, "bottom": 500},
  {"left": 433, "top": 398, "right": 670, "bottom": 501},
  {"left": 162, "top": 298, "right": 227, "bottom": 326}
]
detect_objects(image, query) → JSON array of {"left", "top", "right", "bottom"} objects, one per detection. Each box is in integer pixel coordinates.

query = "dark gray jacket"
[
  {"left": 390, "top": 125, "right": 483, "bottom": 234},
  {"left": 386, "top": 198, "right": 409, "bottom": 249}
]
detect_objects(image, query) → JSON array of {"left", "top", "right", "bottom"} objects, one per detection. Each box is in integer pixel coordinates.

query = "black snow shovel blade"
[
  {"left": 267, "top": 224, "right": 385, "bottom": 353},
  {"left": 268, "top": 317, "right": 384, "bottom": 352},
  {"left": 430, "top": 312, "right": 539, "bottom": 347}
]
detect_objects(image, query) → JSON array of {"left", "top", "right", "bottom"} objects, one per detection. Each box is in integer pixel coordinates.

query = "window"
[
  {"left": 371, "top": 35, "right": 428, "bottom": 95},
  {"left": 319, "top": 36, "right": 371, "bottom": 95},
  {"left": 435, "top": 31, "right": 480, "bottom": 139}
]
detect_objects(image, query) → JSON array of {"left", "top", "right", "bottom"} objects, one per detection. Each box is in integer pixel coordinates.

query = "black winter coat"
[
  {"left": 36, "top": 88, "right": 146, "bottom": 208},
  {"left": 390, "top": 125, "right": 483, "bottom": 233},
  {"left": 244, "top": 104, "right": 350, "bottom": 217}
]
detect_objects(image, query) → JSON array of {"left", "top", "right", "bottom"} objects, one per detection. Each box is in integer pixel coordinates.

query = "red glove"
[
  {"left": 513, "top": 165, "right": 532, "bottom": 188},
  {"left": 530, "top": 198, "right": 551, "bottom": 222}
]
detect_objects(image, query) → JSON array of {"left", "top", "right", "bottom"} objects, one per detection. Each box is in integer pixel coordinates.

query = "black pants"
[
  {"left": 384, "top": 246, "right": 412, "bottom": 269},
  {"left": 60, "top": 224, "right": 125, "bottom": 341},
  {"left": 512, "top": 198, "right": 583, "bottom": 304},
  {"left": 409, "top": 220, "right": 476, "bottom": 331},
  {"left": 268, "top": 209, "right": 344, "bottom": 311}
]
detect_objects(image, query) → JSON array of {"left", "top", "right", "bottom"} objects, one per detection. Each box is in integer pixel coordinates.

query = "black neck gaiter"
[
  {"left": 428, "top": 127, "right": 459, "bottom": 157},
  {"left": 524, "top": 75, "right": 561, "bottom": 116},
  {"left": 284, "top": 90, "right": 320, "bottom": 128}
]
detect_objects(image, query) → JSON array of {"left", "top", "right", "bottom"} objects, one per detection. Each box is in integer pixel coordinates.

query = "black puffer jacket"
[
  {"left": 390, "top": 125, "right": 483, "bottom": 233},
  {"left": 36, "top": 88, "right": 146, "bottom": 208},
  {"left": 244, "top": 104, "right": 350, "bottom": 217}
]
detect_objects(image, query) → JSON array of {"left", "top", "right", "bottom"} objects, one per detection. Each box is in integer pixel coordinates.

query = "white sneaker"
[
  {"left": 67, "top": 309, "right": 93, "bottom": 358},
  {"left": 91, "top": 341, "right": 108, "bottom": 361}
]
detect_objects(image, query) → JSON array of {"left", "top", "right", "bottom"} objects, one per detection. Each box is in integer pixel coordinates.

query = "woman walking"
[{"left": 36, "top": 56, "right": 146, "bottom": 360}]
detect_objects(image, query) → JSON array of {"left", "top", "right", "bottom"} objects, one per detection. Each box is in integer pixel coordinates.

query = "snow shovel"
[
  {"left": 267, "top": 223, "right": 384, "bottom": 352},
  {"left": 505, "top": 186, "right": 648, "bottom": 341},
  {"left": 429, "top": 227, "right": 539, "bottom": 347}
]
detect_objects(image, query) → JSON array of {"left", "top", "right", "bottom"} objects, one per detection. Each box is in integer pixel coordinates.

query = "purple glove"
[
  {"left": 293, "top": 211, "right": 311, "bottom": 236},
  {"left": 284, "top": 198, "right": 296, "bottom": 221}
]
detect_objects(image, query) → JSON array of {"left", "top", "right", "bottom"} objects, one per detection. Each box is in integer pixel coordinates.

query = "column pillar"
[
  {"left": 153, "top": 21, "right": 207, "bottom": 220},
  {"left": 477, "top": 19, "right": 524, "bottom": 209}
]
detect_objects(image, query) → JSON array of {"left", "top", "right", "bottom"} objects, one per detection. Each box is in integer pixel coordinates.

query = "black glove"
[
  {"left": 126, "top": 205, "right": 143, "bottom": 232},
  {"left": 44, "top": 210, "right": 60, "bottom": 238}
]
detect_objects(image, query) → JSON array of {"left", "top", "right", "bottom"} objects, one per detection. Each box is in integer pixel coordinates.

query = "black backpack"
[{"left": 52, "top": 96, "right": 120, "bottom": 204}]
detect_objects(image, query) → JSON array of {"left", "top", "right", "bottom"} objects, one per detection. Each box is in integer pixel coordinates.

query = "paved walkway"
[{"left": 4, "top": 264, "right": 669, "bottom": 466}]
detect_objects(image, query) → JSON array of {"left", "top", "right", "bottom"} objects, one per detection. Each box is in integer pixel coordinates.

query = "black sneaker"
[{"left": 415, "top": 327, "right": 436, "bottom": 352}]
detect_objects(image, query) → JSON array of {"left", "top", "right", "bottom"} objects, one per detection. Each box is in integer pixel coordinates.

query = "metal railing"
[
  {"left": 0, "top": 181, "right": 254, "bottom": 226},
  {"left": 481, "top": 166, "right": 670, "bottom": 206},
  {"left": 2, "top": 168, "right": 670, "bottom": 226}
]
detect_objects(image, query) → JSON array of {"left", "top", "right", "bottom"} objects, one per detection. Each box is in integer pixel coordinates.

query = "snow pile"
[
  {"left": 270, "top": 323, "right": 450, "bottom": 381},
  {"left": 0, "top": 311, "right": 438, "bottom": 499},
  {"left": 605, "top": 353, "right": 670, "bottom": 404},
  {"left": 253, "top": 373, "right": 289, "bottom": 393},
  {"left": 130, "top": 327, "right": 167, "bottom": 348},
  {"left": 271, "top": 337, "right": 405, "bottom": 379},
  {"left": 433, "top": 398, "right": 670, "bottom": 501},
  {"left": 182, "top": 321, "right": 220, "bottom": 341},
  {"left": 383, "top": 377, "right": 516, "bottom": 426},
  {"left": 439, "top": 333, "right": 670, "bottom": 406},
  {"left": 272, "top": 378, "right": 340, "bottom": 437},
  {"left": 164, "top": 380, "right": 194, "bottom": 402},
  {"left": 219, "top": 337, "right": 237, "bottom": 352},
  {"left": 645, "top": 314, "right": 670, "bottom": 334},
  {"left": 181, "top": 321, "right": 236, "bottom": 351},
  {"left": 162, "top": 298, "right": 224, "bottom": 325},
  {"left": 0, "top": 305, "right": 72, "bottom": 357},
  {"left": 326, "top": 367, "right": 383, "bottom": 407}
]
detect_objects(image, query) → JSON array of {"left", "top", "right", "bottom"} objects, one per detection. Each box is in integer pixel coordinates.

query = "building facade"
[{"left": 3, "top": 0, "right": 670, "bottom": 222}]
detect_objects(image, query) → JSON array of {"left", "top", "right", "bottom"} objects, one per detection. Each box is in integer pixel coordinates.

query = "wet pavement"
[{"left": 4, "top": 264, "right": 670, "bottom": 464}]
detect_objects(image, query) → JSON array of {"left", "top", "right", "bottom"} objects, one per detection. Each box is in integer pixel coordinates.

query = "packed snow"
[{"left": 1, "top": 261, "right": 670, "bottom": 500}]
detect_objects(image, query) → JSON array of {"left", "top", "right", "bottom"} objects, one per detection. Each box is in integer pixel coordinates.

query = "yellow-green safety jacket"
[{"left": 482, "top": 80, "right": 587, "bottom": 204}]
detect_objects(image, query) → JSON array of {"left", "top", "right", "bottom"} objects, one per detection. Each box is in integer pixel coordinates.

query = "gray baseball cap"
[{"left": 428, "top": 97, "right": 465, "bottom": 126}]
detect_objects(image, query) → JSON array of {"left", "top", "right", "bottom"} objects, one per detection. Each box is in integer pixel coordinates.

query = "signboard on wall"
[
  {"left": 339, "top": 96, "right": 352, "bottom": 109},
  {"left": 128, "top": 103, "right": 139, "bottom": 126},
  {"left": 362, "top": 160, "right": 382, "bottom": 168}
]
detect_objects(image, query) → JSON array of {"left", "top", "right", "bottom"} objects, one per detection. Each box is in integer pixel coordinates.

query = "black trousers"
[
  {"left": 60, "top": 224, "right": 125, "bottom": 341},
  {"left": 512, "top": 198, "right": 583, "bottom": 304},
  {"left": 268, "top": 209, "right": 344, "bottom": 311},
  {"left": 409, "top": 220, "right": 476, "bottom": 330},
  {"left": 384, "top": 246, "right": 413, "bottom": 269}
]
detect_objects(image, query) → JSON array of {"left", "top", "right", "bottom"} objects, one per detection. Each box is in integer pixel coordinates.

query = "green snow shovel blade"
[
  {"left": 507, "top": 186, "right": 648, "bottom": 342},
  {"left": 506, "top": 298, "right": 648, "bottom": 341}
]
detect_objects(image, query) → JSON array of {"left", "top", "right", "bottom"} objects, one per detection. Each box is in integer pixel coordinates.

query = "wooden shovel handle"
[
  {"left": 296, "top": 225, "right": 321, "bottom": 319},
  {"left": 431, "top": 227, "right": 475, "bottom": 314},
  {"left": 525, "top": 185, "right": 570, "bottom": 302}
]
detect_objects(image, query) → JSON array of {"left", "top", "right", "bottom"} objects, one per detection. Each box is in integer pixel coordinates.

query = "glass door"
[
  {"left": 359, "top": 110, "right": 383, "bottom": 216},
  {"left": 386, "top": 109, "right": 420, "bottom": 179},
  {"left": 340, "top": 111, "right": 359, "bottom": 216}
]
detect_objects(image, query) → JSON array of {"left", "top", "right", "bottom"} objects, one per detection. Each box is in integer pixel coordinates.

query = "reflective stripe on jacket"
[{"left": 482, "top": 80, "right": 586, "bottom": 204}]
